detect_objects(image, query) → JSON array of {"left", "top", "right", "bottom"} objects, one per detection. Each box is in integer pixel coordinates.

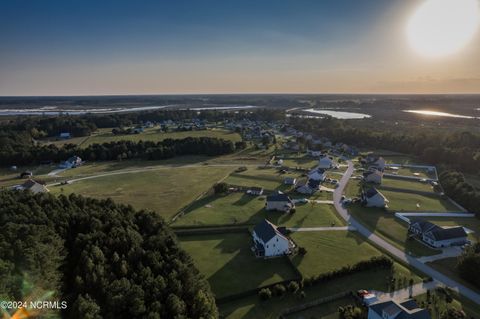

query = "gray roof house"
[
  {"left": 409, "top": 220, "right": 468, "bottom": 248},
  {"left": 252, "top": 219, "right": 294, "bottom": 257},
  {"left": 368, "top": 299, "right": 430, "bottom": 319},
  {"left": 265, "top": 192, "right": 295, "bottom": 212}
]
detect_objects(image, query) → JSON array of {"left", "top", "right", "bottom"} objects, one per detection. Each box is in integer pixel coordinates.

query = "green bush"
[
  {"left": 258, "top": 288, "right": 272, "bottom": 301},
  {"left": 272, "top": 284, "right": 286, "bottom": 296}
]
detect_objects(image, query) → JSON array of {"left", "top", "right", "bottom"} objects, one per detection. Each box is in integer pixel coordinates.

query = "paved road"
[
  {"left": 47, "top": 163, "right": 261, "bottom": 186},
  {"left": 287, "top": 226, "right": 356, "bottom": 232},
  {"left": 333, "top": 161, "right": 480, "bottom": 305}
]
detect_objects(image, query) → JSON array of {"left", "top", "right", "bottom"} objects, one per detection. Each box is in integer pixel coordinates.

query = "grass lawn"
[
  {"left": 179, "top": 232, "right": 298, "bottom": 299},
  {"left": 427, "top": 258, "right": 480, "bottom": 294},
  {"left": 348, "top": 204, "right": 440, "bottom": 257},
  {"left": 174, "top": 193, "right": 343, "bottom": 227},
  {"left": 224, "top": 167, "right": 300, "bottom": 191},
  {"left": 380, "top": 178, "right": 434, "bottom": 193},
  {"left": 290, "top": 231, "right": 383, "bottom": 278},
  {"left": 50, "top": 166, "right": 234, "bottom": 219},
  {"left": 381, "top": 190, "right": 458, "bottom": 212},
  {"left": 284, "top": 296, "right": 357, "bottom": 319},
  {"left": 0, "top": 165, "right": 57, "bottom": 188},
  {"left": 46, "top": 128, "right": 242, "bottom": 147},
  {"left": 219, "top": 263, "right": 421, "bottom": 319},
  {"left": 414, "top": 291, "right": 480, "bottom": 319},
  {"left": 344, "top": 179, "right": 362, "bottom": 198}
]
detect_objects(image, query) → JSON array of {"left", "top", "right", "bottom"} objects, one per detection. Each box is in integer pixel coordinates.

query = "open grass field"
[
  {"left": 174, "top": 193, "right": 343, "bottom": 227},
  {"left": 348, "top": 205, "right": 440, "bottom": 257},
  {"left": 380, "top": 177, "right": 434, "bottom": 192},
  {"left": 381, "top": 190, "right": 458, "bottom": 212},
  {"left": 224, "top": 167, "right": 300, "bottom": 191},
  {"left": 50, "top": 165, "right": 234, "bottom": 219},
  {"left": 290, "top": 231, "right": 383, "bottom": 278},
  {"left": 219, "top": 263, "right": 421, "bottom": 319},
  {"left": 45, "top": 128, "right": 242, "bottom": 147},
  {"left": 0, "top": 165, "right": 57, "bottom": 188},
  {"left": 179, "top": 232, "right": 298, "bottom": 299},
  {"left": 284, "top": 296, "right": 356, "bottom": 319}
]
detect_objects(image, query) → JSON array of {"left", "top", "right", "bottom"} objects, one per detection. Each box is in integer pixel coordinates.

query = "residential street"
[
  {"left": 372, "top": 280, "right": 440, "bottom": 302},
  {"left": 333, "top": 160, "right": 480, "bottom": 305}
]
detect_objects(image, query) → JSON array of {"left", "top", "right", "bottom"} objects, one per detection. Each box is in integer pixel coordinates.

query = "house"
[
  {"left": 361, "top": 188, "right": 388, "bottom": 208},
  {"left": 246, "top": 187, "right": 264, "bottom": 196},
  {"left": 368, "top": 299, "right": 430, "bottom": 319},
  {"left": 252, "top": 219, "right": 294, "bottom": 257},
  {"left": 363, "top": 169, "right": 383, "bottom": 184},
  {"left": 308, "top": 167, "right": 326, "bottom": 181},
  {"left": 296, "top": 179, "right": 320, "bottom": 195},
  {"left": 19, "top": 171, "right": 33, "bottom": 179},
  {"left": 15, "top": 179, "right": 49, "bottom": 194},
  {"left": 318, "top": 155, "right": 334, "bottom": 169},
  {"left": 363, "top": 155, "right": 386, "bottom": 170},
  {"left": 59, "top": 132, "right": 71, "bottom": 139},
  {"left": 408, "top": 220, "right": 468, "bottom": 248},
  {"left": 265, "top": 192, "right": 295, "bottom": 213},
  {"left": 307, "top": 149, "right": 322, "bottom": 157},
  {"left": 59, "top": 156, "right": 83, "bottom": 169},
  {"left": 284, "top": 177, "right": 297, "bottom": 186}
]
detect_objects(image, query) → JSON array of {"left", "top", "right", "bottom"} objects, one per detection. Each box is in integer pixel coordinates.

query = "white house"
[
  {"left": 318, "top": 155, "right": 334, "bottom": 169},
  {"left": 59, "top": 132, "right": 71, "bottom": 139},
  {"left": 368, "top": 299, "right": 430, "bottom": 319},
  {"left": 14, "top": 179, "right": 49, "bottom": 194},
  {"left": 59, "top": 156, "right": 82, "bottom": 169},
  {"left": 408, "top": 220, "right": 468, "bottom": 248},
  {"left": 265, "top": 192, "right": 295, "bottom": 213},
  {"left": 363, "top": 155, "right": 386, "bottom": 170},
  {"left": 252, "top": 219, "right": 294, "bottom": 257},
  {"left": 363, "top": 169, "right": 383, "bottom": 184},
  {"left": 307, "top": 149, "right": 322, "bottom": 157},
  {"left": 246, "top": 187, "right": 264, "bottom": 196},
  {"left": 308, "top": 167, "right": 327, "bottom": 181},
  {"left": 296, "top": 179, "right": 321, "bottom": 195},
  {"left": 361, "top": 188, "right": 388, "bottom": 208}
]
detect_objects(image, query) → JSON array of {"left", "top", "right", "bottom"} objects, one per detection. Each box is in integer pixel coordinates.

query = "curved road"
[{"left": 334, "top": 161, "right": 480, "bottom": 305}]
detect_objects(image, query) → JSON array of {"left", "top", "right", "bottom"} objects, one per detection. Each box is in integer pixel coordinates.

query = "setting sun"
[{"left": 407, "top": 0, "right": 480, "bottom": 57}]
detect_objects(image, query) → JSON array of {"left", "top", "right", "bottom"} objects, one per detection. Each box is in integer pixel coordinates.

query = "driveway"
[
  {"left": 333, "top": 160, "right": 480, "bottom": 305},
  {"left": 372, "top": 281, "right": 440, "bottom": 302}
]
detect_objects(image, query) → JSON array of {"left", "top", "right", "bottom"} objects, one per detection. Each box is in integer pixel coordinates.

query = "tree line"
[
  {"left": 439, "top": 171, "right": 480, "bottom": 214},
  {"left": 0, "top": 137, "right": 241, "bottom": 166},
  {"left": 0, "top": 191, "right": 218, "bottom": 318}
]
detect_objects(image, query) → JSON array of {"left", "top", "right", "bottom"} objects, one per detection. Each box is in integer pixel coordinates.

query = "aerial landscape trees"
[{"left": 0, "top": 191, "right": 218, "bottom": 318}]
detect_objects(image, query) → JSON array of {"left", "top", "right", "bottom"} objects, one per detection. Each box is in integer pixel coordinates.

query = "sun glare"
[{"left": 407, "top": 0, "right": 480, "bottom": 57}]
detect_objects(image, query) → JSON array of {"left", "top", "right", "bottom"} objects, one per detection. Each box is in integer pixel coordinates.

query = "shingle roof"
[
  {"left": 253, "top": 219, "right": 286, "bottom": 243},
  {"left": 427, "top": 226, "right": 467, "bottom": 241},
  {"left": 369, "top": 299, "right": 431, "bottom": 319},
  {"left": 21, "top": 179, "right": 38, "bottom": 189},
  {"left": 266, "top": 192, "right": 291, "bottom": 202},
  {"left": 410, "top": 220, "right": 441, "bottom": 233}
]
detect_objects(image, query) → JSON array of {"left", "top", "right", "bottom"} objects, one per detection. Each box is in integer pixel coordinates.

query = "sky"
[{"left": 1, "top": 0, "right": 480, "bottom": 96}]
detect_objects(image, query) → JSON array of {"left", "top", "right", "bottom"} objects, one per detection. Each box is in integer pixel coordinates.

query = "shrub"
[
  {"left": 298, "top": 247, "right": 307, "bottom": 255},
  {"left": 287, "top": 281, "right": 299, "bottom": 293},
  {"left": 213, "top": 182, "right": 228, "bottom": 194},
  {"left": 272, "top": 284, "right": 286, "bottom": 297},
  {"left": 258, "top": 288, "right": 272, "bottom": 301}
]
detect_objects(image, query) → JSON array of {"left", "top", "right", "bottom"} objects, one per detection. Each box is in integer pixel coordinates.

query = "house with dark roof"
[
  {"left": 362, "top": 155, "right": 386, "bottom": 171},
  {"left": 265, "top": 192, "right": 295, "bottom": 212},
  {"left": 361, "top": 187, "right": 389, "bottom": 208},
  {"left": 318, "top": 155, "right": 334, "bottom": 169},
  {"left": 59, "top": 156, "right": 83, "bottom": 169},
  {"left": 252, "top": 219, "right": 294, "bottom": 257},
  {"left": 284, "top": 177, "right": 297, "bottom": 186},
  {"left": 408, "top": 220, "right": 468, "bottom": 248},
  {"left": 368, "top": 299, "right": 430, "bottom": 319},
  {"left": 363, "top": 168, "right": 383, "bottom": 184},
  {"left": 296, "top": 179, "right": 321, "bottom": 195},
  {"left": 308, "top": 167, "right": 327, "bottom": 181}
]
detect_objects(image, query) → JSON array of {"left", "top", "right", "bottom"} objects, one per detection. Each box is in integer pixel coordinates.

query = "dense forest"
[
  {"left": 439, "top": 171, "right": 480, "bottom": 214},
  {"left": 0, "top": 137, "right": 241, "bottom": 166},
  {"left": 0, "top": 191, "right": 218, "bottom": 318}
]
